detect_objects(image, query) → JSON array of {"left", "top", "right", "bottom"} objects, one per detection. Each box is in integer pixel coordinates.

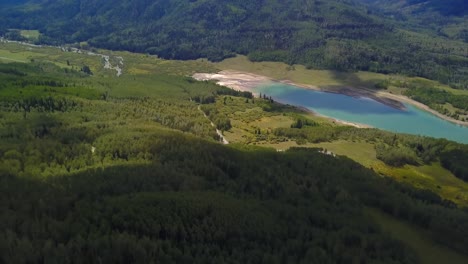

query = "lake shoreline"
[
  {"left": 375, "top": 91, "right": 468, "bottom": 127},
  {"left": 293, "top": 105, "right": 372, "bottom": 128},
  {"left": 193, "top": 70, "right": 468, "bottom": 128},
  {"left": 286, "top": 79, "right": 468, "bottom": 127},
  {"left": 193, "top": 71, "right": 371, "bottom": 128},
  {"left": 277, "top": 79, "right": 406, "bottom": 110}
]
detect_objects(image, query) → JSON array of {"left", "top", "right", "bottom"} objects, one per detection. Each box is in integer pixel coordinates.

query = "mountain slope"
[
  {"left": 360, "top": 0, "right": 467, "bottom": 17},
  {"left": 0, "top": 0, "right": 29, "bottom": 6},
  {"left": 1, "top": 0, "right": 467, "bottom": 87},
  {"left": 358, "top": 0, "right": 468, "bottom": 42}
]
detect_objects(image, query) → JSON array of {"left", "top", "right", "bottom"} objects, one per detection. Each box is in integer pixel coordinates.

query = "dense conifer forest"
[
  {"left": 1, "top": 1, "right": 468, "bottom": 263},
  {"left": 1, "top": 60, "right": 468, "bottom": 263}
]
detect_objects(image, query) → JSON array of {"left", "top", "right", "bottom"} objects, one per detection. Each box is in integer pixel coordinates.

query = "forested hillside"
[
  {"left": 1, "top": 1, "right": 468, "bottom": 262},
  {"left": 1, "top": 54, "right": 468, "bottom": 262},
  {"left": 1, "top": 0, "right": 467, "bottom": 88},
  {"left": 360, "top": 0, "right": 467, "bottom": 17},
  {"left": 358, "top": 0, "right": 468, "bottom": 42},
  {"left": 0, "top": 0, "right": 29, "bottom": 6}
]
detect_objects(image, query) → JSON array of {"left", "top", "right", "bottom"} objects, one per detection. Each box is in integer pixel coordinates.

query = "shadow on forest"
[{"left": 325, "top": 70, "right": 384, "bottom": 90}]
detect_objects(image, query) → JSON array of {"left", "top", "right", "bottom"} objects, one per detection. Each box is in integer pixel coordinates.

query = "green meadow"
[{"left": 20, "top": 30, "right": 40, "bottom": 40}]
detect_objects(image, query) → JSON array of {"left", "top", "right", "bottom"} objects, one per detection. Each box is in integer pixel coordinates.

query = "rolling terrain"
[
  {"left": 1, "top": 0, "right": 467, "bottom": 88},
  {"left": 1, "top": 1, "right": 468, "bottom": 263},
  {"left": 0, "top": 40, "right": 468, "bottom": 263}
]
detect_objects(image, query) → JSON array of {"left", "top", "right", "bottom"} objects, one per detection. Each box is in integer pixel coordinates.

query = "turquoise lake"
[{"left": 255, "top": 83, "right": 468, "bottom": 144}]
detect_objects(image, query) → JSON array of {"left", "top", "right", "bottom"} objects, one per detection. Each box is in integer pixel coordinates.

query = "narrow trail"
[{"left": 198, "top": 105, "right": 229, "bottom": 145}]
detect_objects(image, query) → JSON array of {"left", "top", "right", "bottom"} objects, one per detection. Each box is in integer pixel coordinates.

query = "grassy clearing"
[
  {"left": 0, "top": 56, "right": 26, "bottom": 63},
  {"left": 213, "top": 96, "right": 287, "bottom": 144},
  {"left": 258, "top": 140, "right": 468, "bottom": 206},
  {"left": 367, "top": 208, "right": 468, "bottom": 264},
  {"left": 227, "top": 114, "right": 296, "bottom": 144},
  {"left": 308, "top": 140, "right": 378, "bottom": 167},
  {"left": 443, "top": 103, "right": 468, "bottom": 121},
  {"left": 105, "top": 74, "right": 207, "bottom": 99},
  {"left": 0, "top": 49, "right": 37, "bottom": 62},
  {"left": 20, "top": 30, "right": 40, "bottom": 40},
  {"left": 213, "top": 95, "right": 335, "bottom": 145},
  {"left": 317, "top": 141, "right": 468, "bottom": 206},
  {"left": 217, "top": 55, "right": 391, "bottom": 88},
  {"left": 0, "top": 42, "right": 218, "bottom": 78},
  {"left": 0, "top": 42, "right": 103, "bottom": 72},
  {"left": 254, "top": 116, "right": 294, "bottom": 130},
  {"left": 216, "top": 55, "right": 468, "bottom": 95},
  {"left": 115, "top": 51, "right": 217, "bottom": 76}
]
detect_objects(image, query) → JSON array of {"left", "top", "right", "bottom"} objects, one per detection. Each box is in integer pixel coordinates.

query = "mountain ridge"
[{"left": 1, "top": 0, "right": 467, "bottom": 88}]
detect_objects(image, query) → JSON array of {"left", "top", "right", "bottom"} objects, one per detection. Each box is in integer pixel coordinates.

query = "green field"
[
  {"left": 217, "top": 55, "right": 468, "bottom": 95},
  {"left": 20, "top": 30, "right": 40, "bottom": 40},
  {"left": 310, "top": 141, "right": 468, "bottom": 205},
  {"left": 217, "top": 55, "right": 390, "bottom": 89},
  {"left": 258, "top": 139, "right": 468, "bottom": 206},
  {"left": 0, "top": 49, "right": 34, "bottom": 63}
]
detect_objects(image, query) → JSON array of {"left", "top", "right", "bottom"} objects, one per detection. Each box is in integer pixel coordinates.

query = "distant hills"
[
  {"left": 1, "top": 0, "right": 467, "bottom": 88},
  {"left": 0, "top": 0, "right": 28, "bottom": 5},
  {"left": 360, "top": 0, "right": 467, "bottom": 17}
]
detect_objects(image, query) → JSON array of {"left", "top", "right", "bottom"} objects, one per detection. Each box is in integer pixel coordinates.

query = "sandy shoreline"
[
  {"left": 296, "top": 80, "right": 468, "bottom": 127},
  {"left": 193, "top": 71, "right": 371, "bottom": 128},
  {"left": 375, "top": 91, "right": 468, "bottom": 127},
  {"left": 193, "top": 70, "right": 468, "bottom": 128},
  {"left": 193, "top": 71, "right": 272, "bottom": 95}
]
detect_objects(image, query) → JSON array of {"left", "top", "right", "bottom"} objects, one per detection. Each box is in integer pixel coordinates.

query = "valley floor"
[
  {"left": 194, "top": 70, "right": 468, "bottom": 127},
  {"left": 1, "top": 40, "right": 468, "bottom": 263}
]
